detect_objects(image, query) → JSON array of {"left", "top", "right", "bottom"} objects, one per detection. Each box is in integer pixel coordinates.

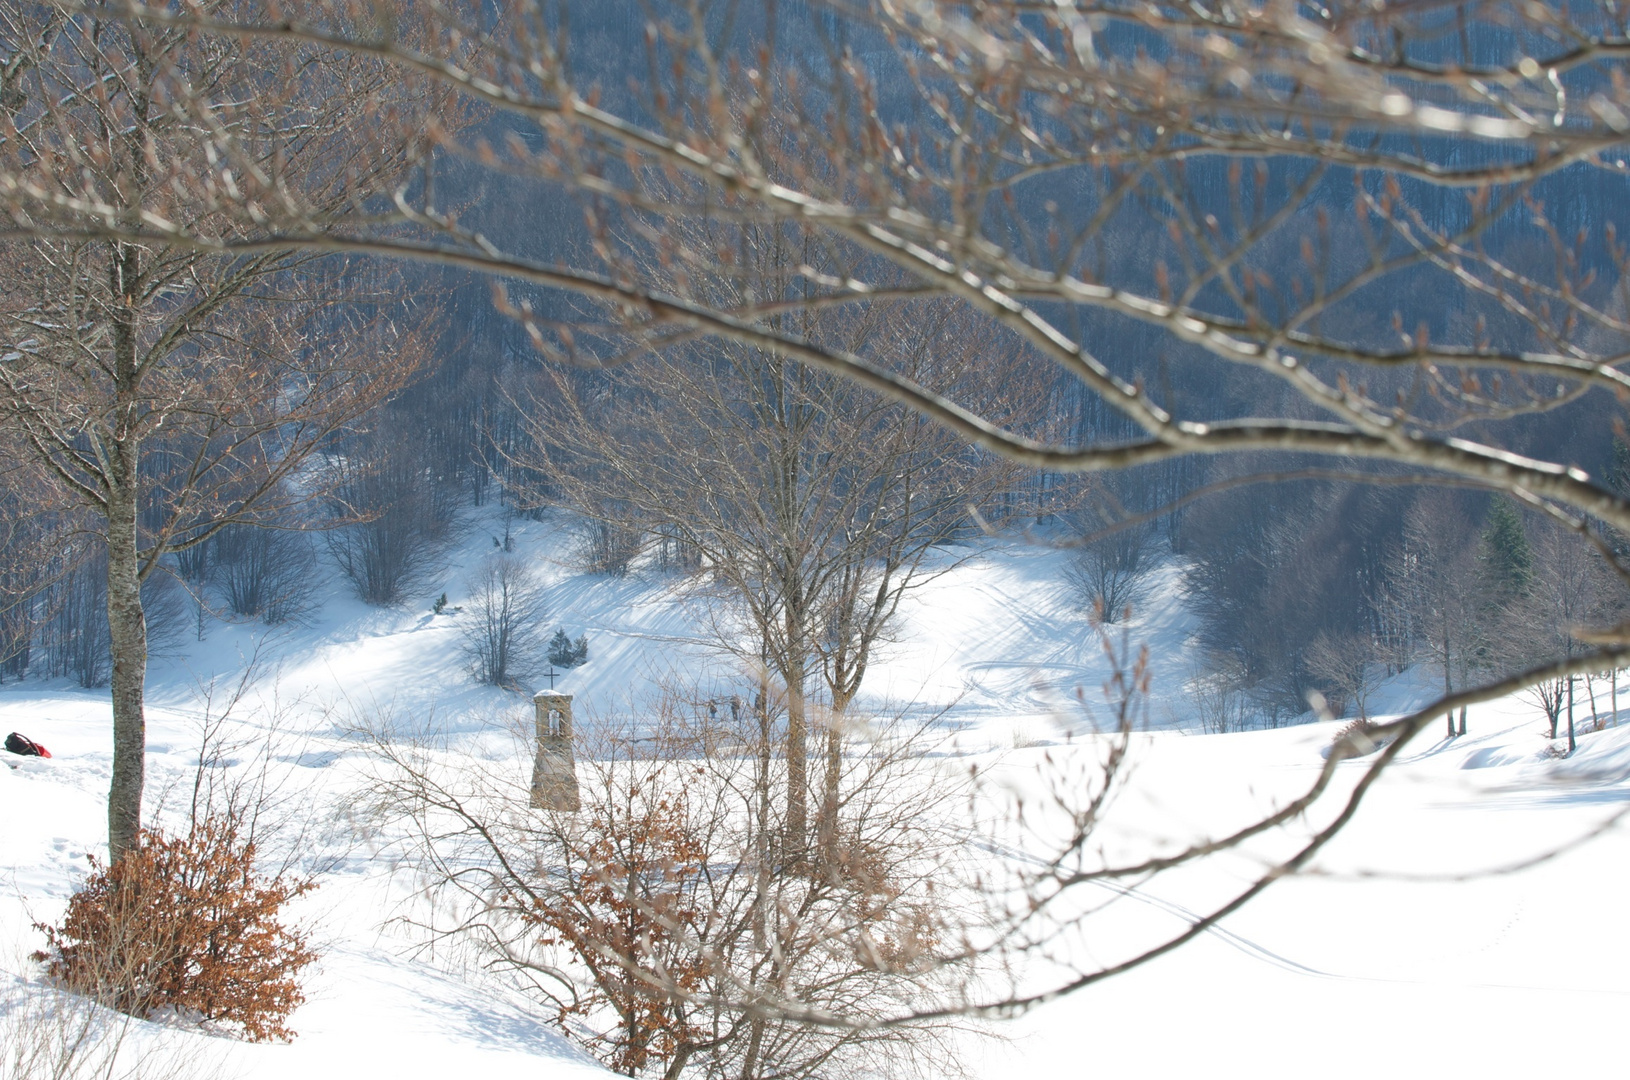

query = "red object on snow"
[{"left": 4, "top": 732, "right": 50, "bottom": 758}]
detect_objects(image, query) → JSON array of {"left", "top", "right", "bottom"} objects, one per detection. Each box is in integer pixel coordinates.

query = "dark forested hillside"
[{"left": 4, "top": 0, "right": 1629, "bottom": 734}]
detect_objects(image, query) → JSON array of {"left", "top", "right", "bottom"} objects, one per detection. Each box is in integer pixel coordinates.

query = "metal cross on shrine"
[{"left": 542, "top": 666, "right": 560, "bottom": 690}]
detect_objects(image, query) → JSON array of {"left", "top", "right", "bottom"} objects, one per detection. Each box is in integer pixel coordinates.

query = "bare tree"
[
  {"left": 574, "top": 518, "right": 642, "bottom": 578},
  {"left": 528, "top": 219, "right": 1036, "bottom": 860},
  {"left": 1064, "top": 521, "right": 1158, "bottom": 625},
  {"left": 0, "top": 4, "right": 445, "bottom": 860},
  {"left": 459, "top": 553, "right": 547, "bottom": 688},
  {"left": 1188, "top": 653, "right": 1253, "bottom": 734},
  {"left": 324, "top": 430, "right": 459, "bottom": 606},
  {"left": 210, "top": 522, "right": 319, "bottom": 626},
  {"left": 34, "top": 547, "right": 116, "bottom": 688},
  {"left": 1524, "top": 674, "right": 1570, "bottom": 743},
  {"left": 1508, "top": 518, "right": 1627, "bottom": 751},
  {"left": 0, "top": 454, "right": 74, "bottom": 681},
  {"left": 1383, "top": 494, "right": 1484, "bottom": 737},
  {"left": 1305, "top": 629, "right": 1380, "bottom": 721}
]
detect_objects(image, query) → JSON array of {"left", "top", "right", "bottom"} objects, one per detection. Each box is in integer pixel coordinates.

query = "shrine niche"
[{"left": 530, "top": 690, "right": 580, "bottom": 811}]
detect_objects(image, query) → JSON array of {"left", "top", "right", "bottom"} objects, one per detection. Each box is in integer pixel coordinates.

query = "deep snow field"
[{"left": 2, "top": 512, "right": 1627, "bottom": 1078}]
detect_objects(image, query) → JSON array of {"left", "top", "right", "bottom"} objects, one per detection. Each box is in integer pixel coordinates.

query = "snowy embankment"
[{"left": 2, "top": 514, "right": 1627, "bottom": 1077}]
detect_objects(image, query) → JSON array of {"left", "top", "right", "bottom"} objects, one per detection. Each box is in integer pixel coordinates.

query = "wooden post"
[{"left": 531, "top": 691, "right": 581, "bottom": 811}]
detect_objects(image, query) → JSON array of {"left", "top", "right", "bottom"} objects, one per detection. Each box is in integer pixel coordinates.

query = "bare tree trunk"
[
  {"left": 739, "top": 1026, "right": 763, "bottom": 1080},
  {"left": 744, "top": 677, "right": 777, "bottom": 1080},
  {"left": 753, "top": 682, "right": 772, "bottom": 946},
  {"left": 662, "top": 1045, "right": 696, "bottom": 1080},
  {"left": 105, "top": 511, "right": 148, "bottom": 863},
  {"left": 1444, "top": 626, "right": 1455, "bottom": 739},
  {"left": 1567, "top": 675, "right": 1576, "bottom": 755},
  {"left": 105, "top": 497, "right": 148, "bottom": 863},
  {"left": 784, "top": 668, "right": 808, "bottom": 860},
  {"left": 105, "top": 244, "right": 147, "bottom": 861},
  {"left": 818, "top": 704, "right": 845, "bottom": 870}
]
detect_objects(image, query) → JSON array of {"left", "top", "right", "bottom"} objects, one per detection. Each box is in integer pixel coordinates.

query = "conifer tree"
[
  {"left": 548, "top": 629, "right": 577, "bottom": 669},
  {"left": 1479, "top": 499, "right": 1533, "bottom": 607}
]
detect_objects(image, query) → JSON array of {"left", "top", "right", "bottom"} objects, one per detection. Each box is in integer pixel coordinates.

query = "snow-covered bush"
[{"left": 34, "top": 818, "right": 318, "bottom": 1042}]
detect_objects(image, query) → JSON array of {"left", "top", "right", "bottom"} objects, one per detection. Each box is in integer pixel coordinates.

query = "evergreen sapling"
[{"left": 548, "top": 629, "right": 589, "bottom": 668}]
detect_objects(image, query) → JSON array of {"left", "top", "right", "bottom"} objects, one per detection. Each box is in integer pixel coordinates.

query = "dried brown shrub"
[
  {"left": 522, "top": 789, "right": 713, "bottom": 1076},
  {"left": 368, "top": 702, "right": 975, "bottom": 1080},
  {"left": 34, "top": 818, "right": 318, "bottom": 1042},
  {"left": 1326, "top": 718, "right": 1395, "bottom": 760}
]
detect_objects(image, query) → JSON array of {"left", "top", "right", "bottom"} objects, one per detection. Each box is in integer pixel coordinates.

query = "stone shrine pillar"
[{"left": 530, "top": 691, "right": 581, "bottom": 811}]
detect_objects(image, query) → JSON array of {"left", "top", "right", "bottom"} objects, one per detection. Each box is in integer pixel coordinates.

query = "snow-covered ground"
[
  {"left": 971, "top": 706, "right": 1630, "bottom": 1077},
  {"left": 2, "top": 513, "right": 1626, "bottom": 1077}
]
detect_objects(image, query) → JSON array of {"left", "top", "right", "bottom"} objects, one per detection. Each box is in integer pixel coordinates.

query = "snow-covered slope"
[
  {"left": 115, "top": 512, "right": 1202, "bottom": 742},
  {"left": 2, "top": 513, "right": 1626, "bottom": 1078},
  {"left": 972, "top": 708, "right": 1630, "bottom": 1077}
]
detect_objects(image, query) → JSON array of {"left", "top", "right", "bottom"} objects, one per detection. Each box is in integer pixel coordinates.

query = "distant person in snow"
[{"left": 4, "top": 732, "right": 50, "bottom": 758}]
